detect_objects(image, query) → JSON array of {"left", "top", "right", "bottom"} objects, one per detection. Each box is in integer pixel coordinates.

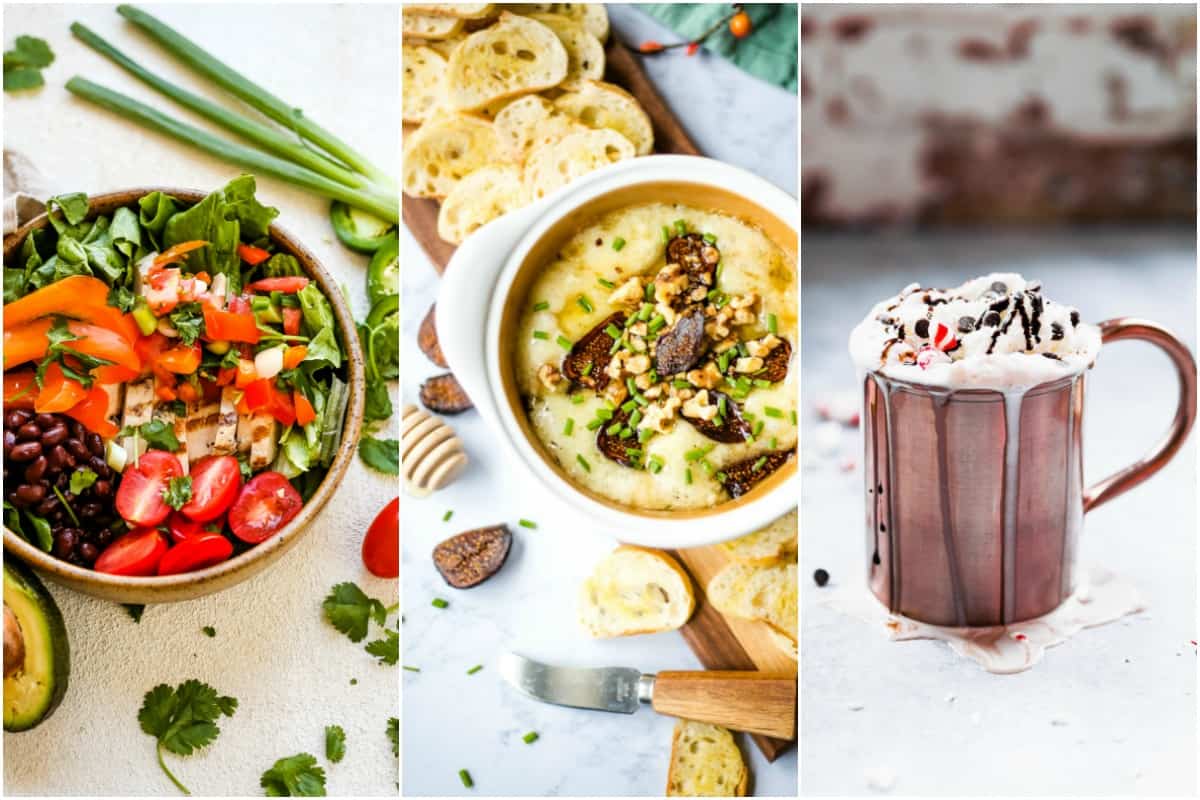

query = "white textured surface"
[
  {"left": 3, "top": 5, "right": 399, "bottom": 796},
  {"left": 401, "top": 5, "right": 797, "bottom": 796},
  {"left": 801, "top": 230, "right": 1197, "bottom": 796}
]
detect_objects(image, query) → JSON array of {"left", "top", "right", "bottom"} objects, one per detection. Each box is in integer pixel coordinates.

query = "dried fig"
[
  {"left": 666, "top": 233, "right": 720, "bottom": 283},
  {"left": 562, "top": 312, "right": 626, "bottom": 391},
  {"left": 759, "top": 338, "right": 792, "bottom": 383},
  {"left": 720, "top": 450, "right": 794, "bottom": 499},
  {"left": 595, "top": 408, "right": 640, "bottom": 468},
  {"left": 654, "top": 308, "right": 707, "bottom": 376},
  {"left": 683, "top": 390, "right": 751, "bottom": 444},
  {"left": 420, "top": 373, "right": 473, "bottom": 414},
  {"left": 418, "top": 304, "right": 447, "bottom": 368},
  {"left": 433, "top": 525, "right": 512, "bottom": 588}
]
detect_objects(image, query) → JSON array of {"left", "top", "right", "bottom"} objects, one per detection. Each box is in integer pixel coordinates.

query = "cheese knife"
[{"left": 498, "top": 652, "right": 796, "bottom": 740}]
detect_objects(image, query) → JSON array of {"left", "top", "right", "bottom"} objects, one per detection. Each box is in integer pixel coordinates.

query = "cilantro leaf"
[
  {"left": 365, "top": 629, "right": 398, "bottom": 666},
  {"left": 387, "top": 718, "right": 398, "bottom": 757},
  {"left": 162, "top": 476, "right": 192, "bottom": 510},
  {"left": 138, "top": 679, "right": 237, "bottom": 795},
  {"left": 322, "top": 582, "right": 386, "bottom": 643},
  {"left": 324, "top": 725, "right": 346, "bottom": 764},
  {"left": 357, "top": 435, "right": 398, "bottom": 475},
  {"left": 168, "top": 301, "right": 205, "bottom": 346},
  {"left": 260, "top": 753, "right": 327, "bottom": 797},
  {"left": 4, "top": 67, "right": 43, "bottom": 91},
  {"left": 127, "top": 419, "right": 181, "bottom": 452},
  {"left": 69, "top": 468, "right": 98, "bottom": 495},
  {"left": 107, "top": 283, "right": 138, "bottom": 313},
  {"left": 4, "top": 36, "right": 53, "bottom": 93}
]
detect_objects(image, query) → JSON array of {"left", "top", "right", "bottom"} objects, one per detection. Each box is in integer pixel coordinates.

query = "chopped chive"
[
  {"left": 716, "top": 471, "right": 728, "bottom": 482},
  {"left": 764, "top": 406, "right": 783, "bottom": 419},
  {"left": 637, "top": 427, "right": 655, "bottom": 443},
  {"left": 581, "top": 362, "right": 593, "bottom": 376},
  {"left": 612, "top": 237, "right": 626, "bottom": 252},
  {"left": 519, "top": 519, "right": 537, "bottom": 529},
  {"left": 606, "top": 422, "right": 622, "bottom": 435},
  {"left": 432, "top": 598, "right": 449, "bottom": 609},
  {"left": 754, "top": 378, "right": 772, "bottom": 389},
  {"left": 752, "top": 419, "right": 765, "bottom": 437},
  {"left": 673, "top": 379, "right": 692, "bottom": 389},
  {"left": 598, "top": 277, "right": 615, "bottom": 289},
  {"left": 533, "top": 301, "right": 550, "bottom": 312},
  {"left": 718, "top": 351, "right": 732, "bottom": 373},
  {"left": 769, "top": 437, "right": 778, "bottom": 449},
  {"left": 767, "top": 313, "right": 778, "bottom": 334},
  {"left": 523, "top": 731, "right": 539, "bottom": 744},
  {"left": 703, "top": 232, "right": 717, "bottom": 244},
  {"left": 556, "top": 335, "right": 573, "bottom": 350},
  {"left": 586, "top": 418, "right": 603, "bottom": 431},
  {"left": 707, "top": 288, "right": 721, "bottom": 302},
  {"left": 532, "top": 330, "right": 550, "bottom": 340},
  {"left": 633, "top": 393, "right": 649, "bottom": 406},
  {"left": 403, "top": 666, "right": 421, "bottom": 673},
  {"left": 459, "top": 769, "right": 473, "bottom": 789},
  {"left": 605, "top": 323, "right": 622, "bottom": 339},
  {"left": 576, "top": 454, "right": 591, "bottom": 472},
  {"left": 571, "top": 393, "right": 586, "bottom": 405},
  {"left": 644, "top": 283, "right": 656, "bottom": 301},
  {"left": 648, "top": 456, "right": 664, "bottom": 474},
  {"left": 577, "top": 295, "right": 594, "bottom": 313},
  {"left": 625, "top": 447, "right": 643, "bottom": 459},
  {"left": 752, "top": 456, "right": 768, "bottom": 472},
  {"left": 443, "top": 509, "right": 454, "bottom": 522},
  {"left": 648, "top": 315, "right": 666, "bottom": 333},
  {"left": 790, "top": 409, "right": 798, "bottom": 425},
  {"left": 684, "top": 468, "right": 693, "bottom": 484},
  {"left": 629, "top": 409, "right": 643, "bottom": 427},
  {"left": 626, "top": 377, "right": 638, "bottom": 394},
  {"left": 619, "top": 427, "right": 634, "bottom": 439},
  {"left": 647, "top": 369, "right": 659, "bottom": 384},
  {"left": 700, "top": 459, "right": 716, "bottom": 475},
  {"left": 563, "top": 418, "right": 574, "bottom": 435},
  {"left": 717, "top": 395, "right": 728, "bottom": 416},
  {"left": 467, "top": 664, "right": 483, "bottom": 675},
  {"left": 661, "top": 225, "right": 670, "bottom": 242},
  {"left": 738, "top": 342, "right": 750, "bottom": 358},
  {"left": 716, "top": 260, "right": 724, "bottom": 281},
  {"left": 638, "top": 303, "right": 653, "bottom": 321},
  {"left": 621, "top": 399, "right": 638, "bottom": 413},
  {"left": 673, "top": 219, "right": 687, "bottom": 234},
  {"left": 596, "top": 407, "right": 614, "bottom": 421},
  {"left": 685, "top": 445, "right": 714, "bottom": 462}
]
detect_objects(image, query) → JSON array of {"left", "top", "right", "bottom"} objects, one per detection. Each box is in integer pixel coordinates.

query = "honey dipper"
[{"left": 402, "top": 404, "right": 469, "bottom": 497}]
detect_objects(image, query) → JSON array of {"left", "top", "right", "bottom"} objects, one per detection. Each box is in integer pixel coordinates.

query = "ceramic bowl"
[
  {"left": 2, "top": 188, "right": 365, "bottom": 603},
  {"left": 437, "top": 156, "right": 798, "bottom": 549}
]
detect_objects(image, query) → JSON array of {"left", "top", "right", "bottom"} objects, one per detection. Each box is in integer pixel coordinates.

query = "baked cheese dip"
[{"left": 514, "top": 203, "right": 796, "bottom": 511}]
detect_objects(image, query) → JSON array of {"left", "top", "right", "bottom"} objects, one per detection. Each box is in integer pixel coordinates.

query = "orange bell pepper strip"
[
  {"left": 294, "top": 391, "right": 317, "bottom": 426},
  {"left": 237, "top": 243, "right": 271, "bottom": 265},
  {"left": 3, "top": 369, "right": 37, "bottom": 409},
  {"left": 159, "top": 343, "right": 202, "bottom": 375},
  {"left": 3, "top": 275, "right": 140, "bottom": 345},
  {"left": 35, "top": 363, "right": 87, "bottom": 413},
  {"left": 203, "top": 305, "right": 260, "bottom": 343},
  {"left": 63, "top": 386, "right": 119, "bottom": 438},
  {"left": 4, "top": 318, "right": 141, "bottom": 379},
  {"left": 235, "top": 359, "right": 257, "bottom": 388},
  {"left": 152, "top": 240, "right": 208, "bottom": 270},
  {"left": 282, "top": 345, "right": 307, "bottom": 370}
]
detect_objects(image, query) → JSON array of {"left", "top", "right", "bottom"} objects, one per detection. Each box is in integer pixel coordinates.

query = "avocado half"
[{"left": 3, "top": 560, "right": 70, "bottom": 732}]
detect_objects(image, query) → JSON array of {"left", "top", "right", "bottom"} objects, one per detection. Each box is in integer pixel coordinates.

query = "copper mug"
[{"left": 860, "top": 319, "right": 1197, "bottom": 626}]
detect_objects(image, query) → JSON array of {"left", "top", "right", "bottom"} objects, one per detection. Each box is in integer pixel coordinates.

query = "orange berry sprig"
[{"left": 638, "top": 5, "right": 752, "bottom": 56}]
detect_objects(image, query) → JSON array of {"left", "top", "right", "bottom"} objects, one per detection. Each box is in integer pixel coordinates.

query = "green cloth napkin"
[{"left": 638, "top": 3, "right": 798, "bottom": 93}]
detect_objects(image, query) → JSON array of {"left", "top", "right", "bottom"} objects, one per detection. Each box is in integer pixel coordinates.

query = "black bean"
[
  {"left": 33, "top": 413, "right": 56, "bottom": 429},
  {"left": 24, "top": 456, "right": 47, "bottom": 484},
  {"left": 89, "top": 456, "right": 108, "bottom": 475},
  {"left": 67, "top": 439, "right": 89, "bottom": 460},
  {"left": 15, "top": 483, "right": 45, "bottom": 505},
  {"left": 52, "top": 529, "right": 77, "bottom": 559},
  {"left": 9, "top": 441, "right": 42, "bottom": 462},
  {"left": 87, "top": 433, "right": 103, "bottom": 456},
  {"left": 35, "top": 497, "right": 60, "bottom": 516},
  {"left": 79, "top": 502, "right": 103, "bottom": 520},
  {"left": 78, "top": 542, "right": 98, "bottom": 563},
  {"left": 41, "top": 424, "right": 68, "bottom": 447},
  {"left": 5, "top": 410, "right": 32, "bottom": 429},
  {"left": 92, "top": 480, "right": 112, "bottom": 498},
  {"left": 16, "top": 422, "right": 41, "bottom": 442},
  {"left": 4, "top": 429, "right": 16, "bottom": 454},
  {"left": 70, "top": 421, "right": 86, "bottom": 440}
]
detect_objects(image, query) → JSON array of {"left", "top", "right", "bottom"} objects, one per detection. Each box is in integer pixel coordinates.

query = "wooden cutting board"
[{"left": 404, "top": 37, "right": 796, "bottom": 762}]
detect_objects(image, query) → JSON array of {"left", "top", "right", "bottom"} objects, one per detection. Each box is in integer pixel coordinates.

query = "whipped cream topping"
[{"left": 849, "top": 273, "right": 1101, "bottom": 390}]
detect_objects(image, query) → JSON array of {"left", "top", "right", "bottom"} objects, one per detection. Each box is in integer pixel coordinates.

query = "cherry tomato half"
[
  {"left": 362, "top": 497, "right": 399, "bottom": 579},
  {"left": 115, "top": 450, "right": 184, "bottom": 528},
  {"left": 157, "top": 533, "right": 235, "bottom": 576},
  {"left": 180, "top": 455, "right": 242, "bottom": 523},
  {"left": 94, "top": 528, "right": 168, "bottom": 576},
  {"left": 167, "top": 512, "right": 205, "bottom": 544},
  {"left": 228, "top": 471, "right": 303, "bottom": 544}
]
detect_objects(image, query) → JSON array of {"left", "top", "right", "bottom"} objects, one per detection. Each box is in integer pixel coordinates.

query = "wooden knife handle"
[{"left": 650, "top": 671, "right": 796, "bottom": 740}]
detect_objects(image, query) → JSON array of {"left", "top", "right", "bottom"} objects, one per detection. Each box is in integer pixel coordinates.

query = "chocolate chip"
[
  {"left": 991, "top": 281, "right": 1008, "bottom": 294},
  {"left": 1051, "top": 322, "right": 1064, "bottom": 340},
  {"left": 983, "top": 311, "right": 1002, "bottom": 327},
  {"left": 914, "top": 319, "right": 930, "bottom": 338},
  {"left": 957, "top": 316, "right": 975, "bottom": 333},
  {"left": 1070, "top": 310, "right": 1080, "bottom": 327},
  {"left": 813, "top": 568, "right": 830, "bottom": 587},
  {"left": 433, "top": 525, "right": 512, "bottom": 588},
  {"left": 876, "top": 314, "right": 895, "bottom": 326},
  {"left": 1026, "top": 280, "right": 1042, "bottom": 293},
  {"left": 990, "top": 297, "right": 1010, "bottom": 312}
]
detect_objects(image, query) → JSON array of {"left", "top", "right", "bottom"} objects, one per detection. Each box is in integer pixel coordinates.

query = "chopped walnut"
[
  {"left": 626, "top": 354, "right": 651, "bottom": 375},
  {"left": 643, "top": 384, "right": 663, "bottom": 399},
  {"left": 603, "top": 381, "right": 628, "bottom": 406},
  {"left": 629, "top": 322, "right": 648, "bottom": 337},
  {"left": 746, "top": 334, "right": 782, "bottom": 358},
  {"left": 713, "top": 337, "right": 739, "bottom": 353},
  {"left": 686, "top": 361, "right": 723, "bottom": 389},
  {"left": 606, "top": 350, "right": 630, "bottom": 380},
  {"left": 640, "top": 396, "right": 682, "bottom": 434},
  {"left": 538, "top": 364, "right": 564, "bottom": 391},
  {"left": 609, "top": 277, "right": 644, "bottom": 307},
  {"left": 681, "top": 389, "right": 719, "bottom": 422},
  {"left": 654, "top": 264, "right": 689, "bottom": 306},
  {"left": 688, "top": 285, "right": 708, "bottom": 302},
  {"left": 655, "top": 301, "right": 678, "bottom": 328},
  {"left": 628, "top": 335, "right": 647, "bottom": 353},
  {"left": 733, "top": 356, "right": 764, "bottom": 374}
]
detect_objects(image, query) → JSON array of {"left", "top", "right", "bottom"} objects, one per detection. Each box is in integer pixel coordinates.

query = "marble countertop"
[
  {"left": 401, "top": 5, "right": 797, "bottom": 796},
  {"left": 3, "top": 5, "right": 398, "bottom": 796},
  {"left": 800, "top": 229, "right": 1197, "bottom": 796}
]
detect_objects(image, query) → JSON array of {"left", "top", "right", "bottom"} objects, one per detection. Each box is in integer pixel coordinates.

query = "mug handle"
[{"left": 1084, "top": 318, "right": 1197, "bottom": 513}]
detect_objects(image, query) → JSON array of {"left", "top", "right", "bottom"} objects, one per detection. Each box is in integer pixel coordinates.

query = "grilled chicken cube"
[
  {"left": 101, "top": 383, "right": 125, "bottom": 439},
  {"left": 212, "top": 386, "right": 240, "bottom": 456},
  {"left": 237, "top": 411, "right": 278, "bottom": 470},
  {"left": 186, "top": 397, "right": 221, "bottom": 459},
  {"left": 152, "top": 377, "right": 189, "bottom": 473},
  {"left": 121, "top": 377, "right": 156, "bottom": 459}
]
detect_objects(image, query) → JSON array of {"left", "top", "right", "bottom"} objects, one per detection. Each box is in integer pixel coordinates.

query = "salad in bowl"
[{"left": 3, "top": 176, "right": 358, "bottom": 586}]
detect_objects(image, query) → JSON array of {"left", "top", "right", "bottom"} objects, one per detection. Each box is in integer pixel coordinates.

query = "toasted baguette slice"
[
  {"left": 514, "top": 3, "right": 609, "bottom": 43},
  {"left": 526, "top": 12, "right": 604, "bottom": 86},
  {"left": 403, "top": 12, "right": 464, "bottom": 40},
  {"left": 707, "top": 561, "right": 797, "bottom": 642},
  {"left": 554, "top": 80, "right": 655, "bottom": 156},
  {"left": 666, "top": 720, "right": 748, "bottom": 797},
  {"left": 766, "top": 627, "right": 798, "bottom": 662},
  {"left": 446, "top": 12, "right": 568, "bottom": 112},
  {"left": 437, "top": 165, "right": 524, "bottom": 244},
  {"left": 493, "top": 95, "right": 585, "bottom": 161},
  {"left": 403, "top": 45, "right": 448, "bottom": 124},
  {"left": 402, "top": 111, "right": 499, "bottom": 199},
  {"left": 717, "top": 509, "right": 797, "bottom": 566},
  {"left": 409, "top": 33, "right": 466, "bottom": 59},
  {"left": 579, "top": 545, "right": 695, "bottom": 637},
  {"left": 406, "top": 3, "right": 495, "bottom": 18},
  {"left": 523, "top": 127, "right": 634, "bottom": 201}
]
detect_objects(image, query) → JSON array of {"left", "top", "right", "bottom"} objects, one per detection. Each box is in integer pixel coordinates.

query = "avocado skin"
[{"left": 3, "top": 560, "right": 70, "bottom": 732}]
